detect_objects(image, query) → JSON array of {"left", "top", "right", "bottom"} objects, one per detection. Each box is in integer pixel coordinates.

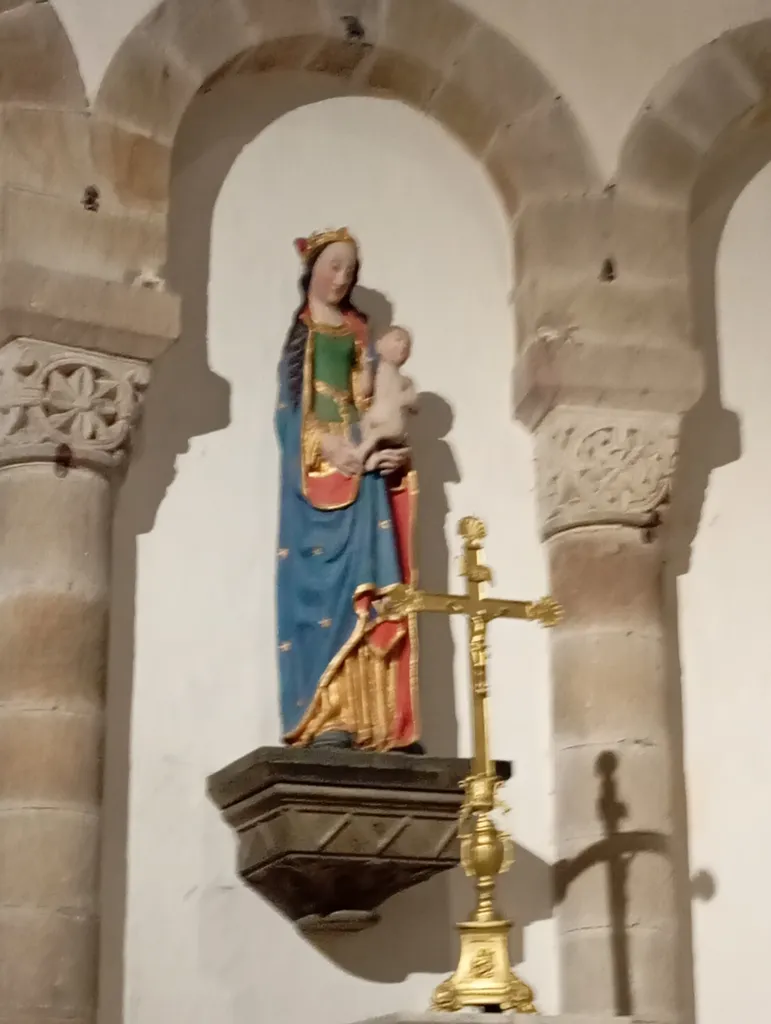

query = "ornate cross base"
[
  {"left": 207, "top": 746, "right": 511, "bottom": 933},
  {"left": 432, "top": 919, "right": 536, "bottom": 1013}
]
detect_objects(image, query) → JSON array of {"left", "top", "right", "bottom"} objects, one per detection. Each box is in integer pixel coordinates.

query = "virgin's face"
[{"left": 309, "top": 241, "right": 357, "bottom": 306}]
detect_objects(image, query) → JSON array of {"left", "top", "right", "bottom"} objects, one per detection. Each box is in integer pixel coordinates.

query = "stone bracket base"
[{"left": 207, "top": 747, "right": 511, "bottom": 931}]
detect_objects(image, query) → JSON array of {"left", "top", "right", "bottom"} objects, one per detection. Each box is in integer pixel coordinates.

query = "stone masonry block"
[
  {"left": 612, "top": 193, "right": 690, "bottom": 281},
  {"left": 0, "top": 592, "right": 106, "bottom": 711},
  {"left": 725, "top": 21, "right": 771, "bottom": 92},
  {"left": 486, "top": 98, "right": 598, "bottom": 212},
  {"left": 561, "top": 926, "right": 677, "bottom": 1019},
  {"left": 96, "top": 23, "right": 199, "bottom": 144},
  {"left": 648, "top": 40, "right": 762, "bottom": 152},
  {"left": 555, "top": 742, "right": 672, "bottom": 845},
  {"left": 0, "top": 906, "right": 97, "bottom": 1017},
  {"left": 320, "top": 0, "right": 387, "bottom": 47},
  {"left": 215, "top": 35, "right": 324, "bottom": 81},
  {"left": 0, "top": 709, "right": 102, "bottom": 808},
  {"left": 0, "top": 108, "right": 171, "bottom": 215},
  {"left": 307, "top": 37, "right": 374, "bottom": 80},
  {"left": 0, "top": 807, "right": 100, "bottom": 909},
  {"left": 557, "top": 844, "right": 677, "bottom": 933},
  {"left": 367, "top": 49, "right": 442, "bottom": 108},
  {"left": 0, "top": 3, "right": 85, "bottom": 108},
  {"left": 0, "top": 262, "right": 180, "bottom": 360},
  {"left": 514, "top": 194, "right": 613, "bottom": 277},
  {"left": 514, "top": 333, "right": 704, "bottom": 429},
  {"left": 430, "top": 22, "right": 553, "bottom": 154},
  {"left": 618, "top": 110, "right": 703, "bottom": 204},
  {"left": 378, "top": 0, "right": 473, "bottom": 73},
  {"left": 547, "top": 527, "right": 664, "bottom": 629},
  {"left": 146, "top": 0, "right": 258, "bottom": 83},
  {"left": 0, "top": 463, "right": 110, "bottom": 591},
  {"left": 90, "top": 121, "right": 171, "bottom": 212},
  {"left": 0, "top": 189, "right": 167, "bottom": 284},
  {"left": 514, "top": 273, "right": 690, "bottom": 349},
  {"left": 551, "top": 630, "right": 668, "bottom": 747},
  {"left": 237, "top": 0, "right": 326, "bottom": 40}
]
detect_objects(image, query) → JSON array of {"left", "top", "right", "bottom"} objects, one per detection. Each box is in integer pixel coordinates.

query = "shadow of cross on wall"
[{"left": 554, "top": 750, "right": 670, "bottom": 1017}]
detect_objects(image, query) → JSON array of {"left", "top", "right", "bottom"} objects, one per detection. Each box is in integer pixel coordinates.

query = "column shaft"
[
  {"left": 0, "top": 463, "right": 111, "bottom": 1024},
  {"left": 550, "top": 524, "right": 677, "bottom": 1022}
]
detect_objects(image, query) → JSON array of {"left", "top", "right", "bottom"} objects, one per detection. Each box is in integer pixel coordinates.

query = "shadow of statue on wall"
[{"left": 554, "top": 751, "right": 716, "bottom": 1018}]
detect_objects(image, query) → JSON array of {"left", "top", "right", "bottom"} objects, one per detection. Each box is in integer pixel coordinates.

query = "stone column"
[
  {"left": 0, "top": 338, "right": 149, "bottom": 1024},
  {"left": 535, "top": 406, "right": 681, "bottom": 1023}
]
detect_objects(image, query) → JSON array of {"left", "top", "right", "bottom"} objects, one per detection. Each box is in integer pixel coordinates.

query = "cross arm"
[{"left": 378, "top": 584, "right": 562, "bottom": 628}]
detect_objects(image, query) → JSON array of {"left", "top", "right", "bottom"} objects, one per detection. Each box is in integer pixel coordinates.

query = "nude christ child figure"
[{"left": 357, "top": 326, "right": 417, "bottom": 472}]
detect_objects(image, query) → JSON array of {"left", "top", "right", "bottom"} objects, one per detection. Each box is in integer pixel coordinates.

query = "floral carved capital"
[
  {"left": 535, "top": 408, "right": 680, "bottom": 538},
  {"left": 0, "top": 338, "right": 150, "bottom": 471}
]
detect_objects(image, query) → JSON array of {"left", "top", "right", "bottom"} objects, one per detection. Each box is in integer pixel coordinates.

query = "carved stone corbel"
[
  {"left": 534, "top": 406, "right": 680, "bottom": 538},
  {"left": 0, "top": 337, "right": 150, "bottom": 472}
]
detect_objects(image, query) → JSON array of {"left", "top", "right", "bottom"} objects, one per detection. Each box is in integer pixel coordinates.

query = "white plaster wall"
[
  {"left": 108, "top": 77, "right": 553, "bottom": 1024},
  {"left": 678, "top": 163, "right": 771, "bottom": 1024}
]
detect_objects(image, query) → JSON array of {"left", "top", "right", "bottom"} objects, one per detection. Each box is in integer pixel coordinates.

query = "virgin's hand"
[
  {"left": 338, "top": 450, "right": 364, "bottom": 476},
  {"left": 320, "top": 435, "right": 363, "bottom": 477},
  {"left": 376, "top": 447, "right": 409, "bottom": 475}
]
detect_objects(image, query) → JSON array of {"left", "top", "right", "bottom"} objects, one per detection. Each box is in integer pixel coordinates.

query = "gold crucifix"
[{"left": 378, "top": 516, "right": 562, "bottom": 1014}]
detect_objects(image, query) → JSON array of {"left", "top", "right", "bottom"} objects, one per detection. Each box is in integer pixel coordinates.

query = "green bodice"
[{"left": 312, "top": 327, "right": 359, "bottom": 424}]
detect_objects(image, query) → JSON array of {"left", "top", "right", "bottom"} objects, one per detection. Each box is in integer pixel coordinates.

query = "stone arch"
[
  {"left": 618, "top": 21, "right": 771, "bottom": 211},
  {"left": 615, "top": 20, "right": 771, "bottom": 283},
  {"left": 94, "top": 0, "right": 597, "bottom": 223}
]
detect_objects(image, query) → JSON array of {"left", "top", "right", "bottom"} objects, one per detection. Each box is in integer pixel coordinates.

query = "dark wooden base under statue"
[{"left": 207, "top": 747, "right": 512, "bottom": 933}]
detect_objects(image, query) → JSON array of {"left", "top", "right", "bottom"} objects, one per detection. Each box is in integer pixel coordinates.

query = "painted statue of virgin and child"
[{"left": 275, "top": 227, "right": 423, "bottom": 754}]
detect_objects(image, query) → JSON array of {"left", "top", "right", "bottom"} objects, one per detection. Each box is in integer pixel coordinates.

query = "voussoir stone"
[
  {"left": 724, "top": 21, "right": 771, "bottom": 93},
  {"left": 96, "top": 24, "right": 199, "bottom": 144},
  {"left": 320, "top": 0, "right": 387, "bottom": 46},
  {"left": 237, "top": 0, "right": 326, "bottom": 39},
  {"left": 429, "top": 21, "right": 553, "bottom": 154},
  {"left": 367, "top": 0, "right": 474, "bottom": 106},
  {"left": 0, "top": 3, "right": 85, "bottom": 108},
  {"left": 486, "top": 97, "right": 598, "bottom": 212},
  {"left": 378, "top": 0, "right": 472, "bottom": 71},
  {"left": 618, "top": 110, "right": 704, "bottom": 204}
]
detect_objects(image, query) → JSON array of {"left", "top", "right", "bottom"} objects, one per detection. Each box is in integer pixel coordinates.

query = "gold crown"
[{"left": 294, "top": 227, "right": 358, "bottom": 264}]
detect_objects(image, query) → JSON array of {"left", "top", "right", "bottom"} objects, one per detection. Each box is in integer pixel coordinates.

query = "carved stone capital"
[
  {"left": 0, "top": 338, "right": 150, "bottom": 472},
  {"left": 534, "top": 407, "right": 680, "bottom": 538}
]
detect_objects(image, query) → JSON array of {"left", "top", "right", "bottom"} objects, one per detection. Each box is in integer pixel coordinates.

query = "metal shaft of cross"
[{"left": 378, "top": 515, "right": 562, "bottom": 1013}]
